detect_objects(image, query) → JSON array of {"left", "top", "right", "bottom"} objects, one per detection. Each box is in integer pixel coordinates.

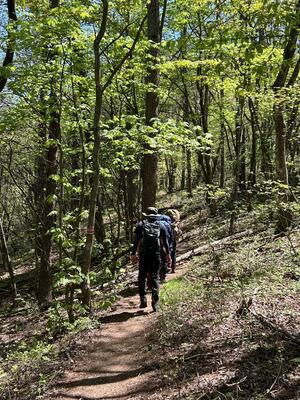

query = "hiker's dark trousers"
[
  {"left": 138, "top": 252, "right": 161, "bottom": 302},
  {"left": 171, "top": 240, "right": 177, "bottom": 270}
]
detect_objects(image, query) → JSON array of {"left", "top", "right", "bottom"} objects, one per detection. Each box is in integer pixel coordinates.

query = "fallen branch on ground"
[
  {"left": 235, "top": 293, "right": 300, "bottom": 346},
  {"left": 177, "top": 229, "right": 255, "bottom": 263},
  {"left": 249, "top": 306, "right": 300, "bottom": 346}
]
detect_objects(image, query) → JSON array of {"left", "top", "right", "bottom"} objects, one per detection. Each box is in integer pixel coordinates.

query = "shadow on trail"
[
  {"left": 59, "top": 367, "right": 147, "bottom": 388},
  {"left": 100, "top": 310, "right": 149, "bottom": 324},
  {"left": 54, "top": 389, "right": 152, "bottom": 399},
  {"left": 54, "top": 366, "right": 157, "bottom": 399}
]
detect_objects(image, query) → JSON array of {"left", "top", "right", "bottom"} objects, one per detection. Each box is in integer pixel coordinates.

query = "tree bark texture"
[{"left": 141, "top": 0, "right": 160, "bottom": 211}]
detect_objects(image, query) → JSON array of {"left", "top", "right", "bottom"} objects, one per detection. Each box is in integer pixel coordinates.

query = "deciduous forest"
[{"left": 0, "top": 1, "right": 300, "bottom": 399}]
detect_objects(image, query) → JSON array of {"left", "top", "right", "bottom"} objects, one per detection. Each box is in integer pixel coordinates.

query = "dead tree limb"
[{"left": 177, "top": 229, "right": 255, "bottom": 263}]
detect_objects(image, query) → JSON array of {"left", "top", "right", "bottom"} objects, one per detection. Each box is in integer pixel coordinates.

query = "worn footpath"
[{"left": 44, "top": 263, "right": 185, "bottom": 400}]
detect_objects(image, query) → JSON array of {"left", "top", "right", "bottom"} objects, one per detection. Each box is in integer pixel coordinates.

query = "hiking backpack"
[
  {"left": 141, "top": 220, "right": 161, "bottom": 254},
  {"left": 166, "top": 209, "right": 182, "bottom": 241}
]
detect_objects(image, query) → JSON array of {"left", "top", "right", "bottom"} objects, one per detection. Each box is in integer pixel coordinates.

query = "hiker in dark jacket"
[
  {"left": 166, "top": 209, "right": 182, "bottom": 273},
  {"left": 159, "top": 214, "right": 173, "bottom": 282},
  {"left": 131, "top": 207, "right": 171, "bottom": 311}
]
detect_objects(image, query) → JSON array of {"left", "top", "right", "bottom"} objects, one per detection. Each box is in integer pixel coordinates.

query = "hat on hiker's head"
[{"left": 142, "top": 207, "right": 158, "bottom": 217}]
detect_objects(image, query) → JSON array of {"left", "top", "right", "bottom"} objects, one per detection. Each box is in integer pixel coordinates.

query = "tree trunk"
[
  {"left": 0, "top": 0, "right": 17, "bottom": 93},
  {"left": 260, "top": 119, "right": 273, "bottom": 180},
  {"left": 141, "top": 0, "right": 160, "bottom": 211},
  {"left": 186, "top": 148, "right": 192, "bottom": 197},
  {"left": 248, "top": 97, "right": 258, "bottom": 187},
  {"left": 37, "top": 99, "right": 60, "bottom": 308},
  {"left": 272, "top": 0, "right": 300, "bottom": 233},
  {"left": 180, "top": 146, "right": 186, "bottom": 190},
  {"left": 0, "top": 218, "right": 17, "bottom": 298},
  {"left": 219, "top": 88, "right": 225, "bottom": 188},
  {"left": 165, "top": 157, "right": 177, "bottom": 193},
  {"left": 273, "top": 103, "right": 292, "bottom": 232},
  {"left": 229, "top": 95, "right": 244, "bottom": 234},
  {"left": 37, "top": 0, "right": 61, "bottom": 308},
  {"left": 127, "top": 170, "right": 138, "bottom": 240},
  {"left": 80, "top": 1, "right": 108, "bottom": 310}
]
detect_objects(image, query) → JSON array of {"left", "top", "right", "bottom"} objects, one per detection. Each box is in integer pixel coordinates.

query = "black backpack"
[{"left": 141, "top": 220, "right": 161, "bottom": 254}]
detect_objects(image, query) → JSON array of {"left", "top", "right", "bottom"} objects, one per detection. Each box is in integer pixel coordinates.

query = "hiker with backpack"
[
  {"left": 159, "top": 213, "right": 173, "bottom": 282},
  {"left": 165, "top": 209, "right": 182, "bottom": 273},
  {"left": 131, "top": 207, "right": 171, "bottom": 311}
]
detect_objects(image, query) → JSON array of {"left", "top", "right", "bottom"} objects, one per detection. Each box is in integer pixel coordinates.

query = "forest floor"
[{"left": 1, "top": 195, "right": 300, "bottom": 399}]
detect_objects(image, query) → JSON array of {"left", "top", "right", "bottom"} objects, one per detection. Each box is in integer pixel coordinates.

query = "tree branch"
[{"left": 102, "top": 14, "right": 147, "bottom": 92}]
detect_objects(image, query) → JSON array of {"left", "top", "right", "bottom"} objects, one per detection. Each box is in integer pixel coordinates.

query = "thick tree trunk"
[
  {"left": 141, "top": 0, "right": 160, "bottom": 211},
  {"left": 272, "top": 0, "right": 300, "bottom": 232}
]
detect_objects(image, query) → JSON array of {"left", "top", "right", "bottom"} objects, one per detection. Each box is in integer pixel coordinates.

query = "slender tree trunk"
[
  {"left": 0, "top": 218, "right": 17, "bottom": 298},
  {"left": 219, "top": 88, "right": 225, "bottom": 188},
  {"left": 248, "top": 97, "right": 258, "bottom": 187},
  {"left": 37, "top": 0, "right": 61, "bottom": 308},
  {"left": 127, "top": 170, "right": 138, "bottom": 240},
  {"left": 80, "top": 1, "right": 108, "bottom": 310},
  {"left": 260, "top": 119, "right": 273, "bottom": 179},
  {"left": 165, "top": 157, "right": 177, "bottom": 193},
  {"left": 141, "top": 0, "right": 160, "bottom": 211},
  {"left": 94, "top": 193, "right": 106, "bottom": 244},
  {"left": 186, "top": 148, "right": 192, "bottom": 197},
  {"left": 0, "top": 0, "right": 17, "bottom": 93},
  {"left": 0, "top": 0, "right": 18, "bottom": 300},
  {"left": 273, "top": 102, "right": 293, "bottom": 232},
  {"left": 180, "top": 146, "right": 186, "bottom": 190},
  {"left": 37, "top": 98, "right": 60, "bottom": 308},
  {"left": 229, "top": 95, "right": 244, "bottom": 234},
  {"left": 239, "top": 126, "right": 246, "bottom": 192},
  {"left": 287, "top": 99, "right": 300, "bottom": 186}
]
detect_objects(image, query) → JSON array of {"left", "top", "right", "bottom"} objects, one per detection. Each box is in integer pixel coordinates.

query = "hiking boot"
[
  {"left": 151, "top": 298, "right": 159, "bottom": 312},
  {"left": 139, "top": 297, "right": 147, "bottom": 309}
]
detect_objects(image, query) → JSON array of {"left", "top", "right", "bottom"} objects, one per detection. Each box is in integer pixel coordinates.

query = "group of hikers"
[{"left": 131, "top": 207, "right": 182, "bottom": 312}]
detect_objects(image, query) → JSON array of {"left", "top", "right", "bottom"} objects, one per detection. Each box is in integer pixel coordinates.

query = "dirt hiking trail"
[{"left": 45, "top": 263, "right": 186, "bottom": 400}]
